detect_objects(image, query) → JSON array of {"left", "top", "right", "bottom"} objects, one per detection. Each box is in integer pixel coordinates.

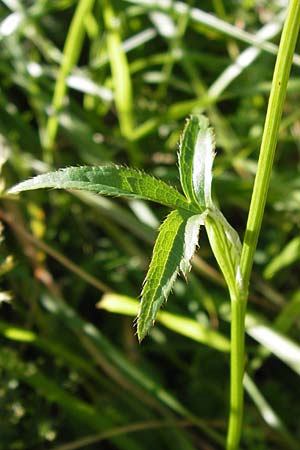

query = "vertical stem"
[
  {"left": 240, "top": 0, "right": 300, "bottom": 286},
  {"left": 226, "top": 295, "right": 246, "bottom": 450},
  {"left": 227, "top": 1, "right": 300, "bottom": 449}
]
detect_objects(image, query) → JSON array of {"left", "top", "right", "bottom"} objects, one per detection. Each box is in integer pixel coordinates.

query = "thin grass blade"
[
  {"left": 45, "top": 0, "right": 96, "bottom": 157},
  {"left": 99, "top": 293, "right": 230, "bottom": 352}
]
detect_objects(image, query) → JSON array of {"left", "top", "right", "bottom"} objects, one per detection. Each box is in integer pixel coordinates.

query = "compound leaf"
[
  {"left": 8, "top": 165, "right": 195, "bottom": 212},
  {"left": 137, "top": 209, "right": 203, "bottom": 341},
  {"left": 179, "top": 115, "right": 215, "bottom": 209}
]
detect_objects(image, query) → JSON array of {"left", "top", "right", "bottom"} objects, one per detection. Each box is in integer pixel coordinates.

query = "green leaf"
[
  {"left": 99, "top": 293, "right": 230, "bottom": 352},
  {"left": 205, "top": 208, "right": 242, "bottom": 298},
  {"left": 263, "top": 236, "right": 300, "bottom": 279},
  {"left": 245, "top": 312, "right": 300, "bottom": 376},
  {"left": 179, "top": 213, "right": 205, "bottom": 275},
  {"left": 137, "top": 209, "right": 203, "bottom": 341},
  {"left": 45, "top": 0, "right": 96, "bottom": 155},
  {"left": 8, "top": 165, "right": 196, "bottom": 212},
  {"left": 178, "top": 115, "right": 243, "bottom": 297},
  {"left": 178, "top": 115, "right": 215, "bottom": 209}
]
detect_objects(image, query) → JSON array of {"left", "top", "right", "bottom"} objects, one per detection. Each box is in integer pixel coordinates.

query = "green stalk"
[
  {"left": 44, "top": 0, "right": 95, "bottom": 162},
  {"left": 240, "top": 0, "right": 300, "bottom": 286},
  {"left": 227, "top": 1, "right": 300, "bottom": 449},
  {"left": 102, "top": 0, "right": 139, "bottom": 165},
  {"left": 226, "top": 293, "right": 246, "bottom": 450}
]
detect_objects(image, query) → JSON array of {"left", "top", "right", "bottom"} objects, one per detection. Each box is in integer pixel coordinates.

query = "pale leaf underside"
[{"left": 179, "top": 115, "right": 215, "bottom": 209}]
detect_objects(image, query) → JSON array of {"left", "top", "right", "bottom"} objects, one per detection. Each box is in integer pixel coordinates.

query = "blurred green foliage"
[{"left": 1, "top": 1, "right": 300, "bottom": 449}]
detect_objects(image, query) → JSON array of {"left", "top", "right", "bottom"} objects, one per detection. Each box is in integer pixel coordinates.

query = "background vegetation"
[{"left": 1, "top": 1, "right": 300, "bottom": 449}]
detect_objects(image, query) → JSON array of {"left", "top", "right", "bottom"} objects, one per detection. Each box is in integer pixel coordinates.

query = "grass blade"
[
  {"left": 102, "top": 0, "right": 137, "bottom": 164},
  {"left": 41, "top": 294, "right": 224, "bottom": 446},
  {"left": 263, "top": 236, "right": 300, "bottom": 279},
  {"left": 124, "top": 1, "right": 300, "bottom": 66},
  {"left": 100, "top": 293, "right": 230, "bottom": 352},
  {"left": 100, "top": 295, "right": 299, "bottom": 448},
  {"left": 45, "top": 0, "right": 96, "bottom": 159},
  {"left": 246, "top": 314, "right": 300, "bottom": 375}
]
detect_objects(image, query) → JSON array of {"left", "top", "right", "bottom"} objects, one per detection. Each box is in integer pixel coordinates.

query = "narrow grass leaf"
[
  {"left": 101, "top": 294, "right": 295, "bottom": 442},
  {"left": 243, "top": 374, "right": 286, "bottom": 433},
  {"left": 45, "top": 0, "right": 96, "bottom": 155},
  {"left": 274, "top": 291, "right": 300, "bottom": 332},
  {"left": 103, "top": 0, "right": 135, "bottom": 142},
  {"left": 0, "top": 348, "right": 109, "bottom": 432},
  {"left": 263, "top": 236, "right": 300, "bottom": 279},
  {"left": 124, "top": 1, "right": 300, "bottom": 66},
  {"left": 99, "top": 293, "right": 230, "bottom": 352},
  {"left": 8, "top": 165, "right": 195, "bottom": 212},
  {"left": 138, "top": 209, "right": 202, "bottom": 341},
  {"left": 179, "top": 115, "right": 215, "bottom": 209},
  {"left": 41, "top": 294, "right": 225, "bottom": 446},
  {"left": 0, "top": 351, "right": 143, "bottom": 450},
  {"left": 246, "top": 314, "right": 300, "bottom": 376}
]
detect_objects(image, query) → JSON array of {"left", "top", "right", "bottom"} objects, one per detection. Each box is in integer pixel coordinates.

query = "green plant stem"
[
  {"left": 240, "top": 0, "right": 300, "bottom": 286},
  {"left": 227, "top": 294, "right": 246, "bottom": 450},
  {"left": 227, "top": 1, "right": 300, "bottom": 449}
]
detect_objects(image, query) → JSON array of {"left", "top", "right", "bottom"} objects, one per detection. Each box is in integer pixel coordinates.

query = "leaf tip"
[
  {"left": 136, "top": 320, "right": 147, "bottom": 343},
  {"left": 184, "top": 114, "right": 210, "bottom": 133},
  {"left": 136, "top": 305, "right": 155, "bottom": 343},
  {"left": 6, "top": 184, "right": 21, "bottom": 195},
  {"left": 137, "top": 333, "right": 144, "bottom": 344}
]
